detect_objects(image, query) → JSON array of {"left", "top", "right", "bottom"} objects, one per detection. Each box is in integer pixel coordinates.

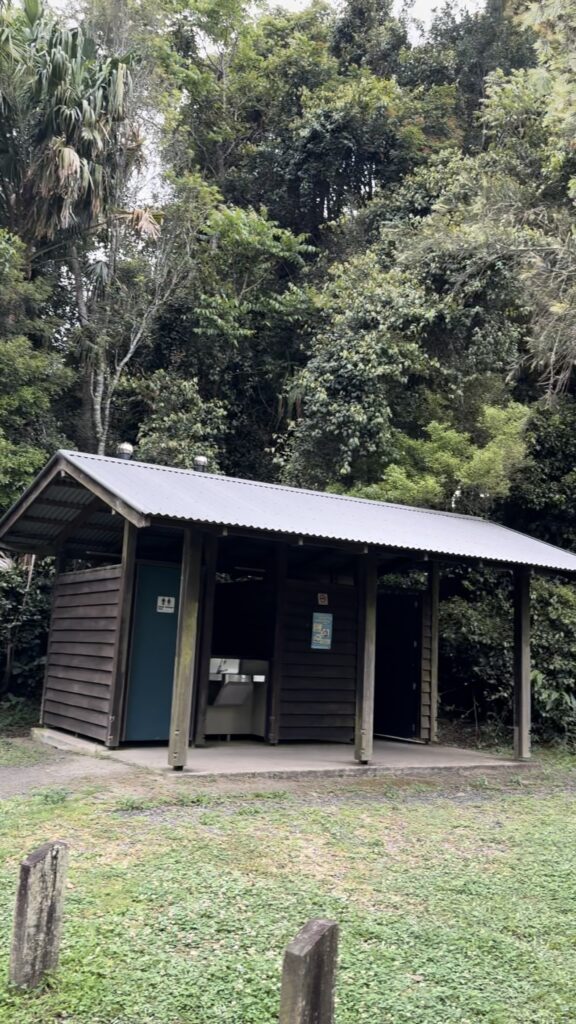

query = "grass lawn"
[{"left": 1, "top": 758, "right": 576, "bottom": 1023}]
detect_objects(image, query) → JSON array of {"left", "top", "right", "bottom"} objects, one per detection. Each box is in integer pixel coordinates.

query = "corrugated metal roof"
[
  {"left": 0, "top": 468, "right": 123, "bottom": 554},
  {"left": 20, "top": 449, "right": 573, "bottom": 573},
  {"left": 1, "top": 448, "right": 576, "bottom": 571}
]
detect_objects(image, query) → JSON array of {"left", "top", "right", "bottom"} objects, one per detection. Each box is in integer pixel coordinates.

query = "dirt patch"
[
  {"left": 106, "top": 761, "right": 576, "bottom": 825},
  {"left": 0, "top": 740, "right": 140, "bottom": 799}
]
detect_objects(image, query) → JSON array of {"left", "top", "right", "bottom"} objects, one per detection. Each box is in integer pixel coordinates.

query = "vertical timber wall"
[
  {"left": 42, "top": 566, "right": 122, "bottom": 741},
  {"left": 278, "top": 582, "right": 357, "bottom": 742}
]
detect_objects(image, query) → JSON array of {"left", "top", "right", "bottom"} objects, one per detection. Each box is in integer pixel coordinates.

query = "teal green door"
[{"left": 124, "top": 564, "right": 181, "bottom": 742}]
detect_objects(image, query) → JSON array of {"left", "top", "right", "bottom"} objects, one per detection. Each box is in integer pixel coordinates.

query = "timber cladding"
[
  {"left": 278, "top": 582, "right": 357, "bottom": 742},
  {"left": 42, "top": 565, "right": 122, "bottom": 741}
]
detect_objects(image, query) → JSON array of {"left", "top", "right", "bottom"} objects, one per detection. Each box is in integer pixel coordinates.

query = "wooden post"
[
  {"left": 40, "top": 555, "right": 66, "bottom": 728},
  {"left": 193, "top": 535, "right": 218, "bottom": 747},
  {"left": 107, "top": 520, "right": 137, "bottom": 747},
  {"left": 355, "top": 553, "right": 377, "bottom": 764},
  {"left": 9, "top": 841, "right": 69, "bottom": 989},
  {"left": 279, "top": 918, "right": 339, "bottom": 1024},
  {"left": 429, "top": 562, "right": 439, "bottom": 743},
  {"left": 268, "top": 545, "right": 287, "bottom": 745},
  {"left": 513, "top": 566, "right": 531, "bottom": 760},
  {"left": 53, "top": 552, "right": 66, "bottom": 576},
  {"left": 168, "top": 529, "right": 203, "bottom": 770}
]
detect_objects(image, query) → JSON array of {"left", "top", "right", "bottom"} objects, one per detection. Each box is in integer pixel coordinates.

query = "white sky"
[
  {"left": 400, "top": 0, "right": 483, "bottom": 24},
  {"left": 278, "top": 0, "right": 484, "bottom": 25}
]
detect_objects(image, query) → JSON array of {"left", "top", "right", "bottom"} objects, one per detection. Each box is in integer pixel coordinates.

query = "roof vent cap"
[
  {"left": 194, "top": 455, "right": 209, "bottom": 472},
  {"left": 116, "top": 442, "right": 134, "bottom": 460}
]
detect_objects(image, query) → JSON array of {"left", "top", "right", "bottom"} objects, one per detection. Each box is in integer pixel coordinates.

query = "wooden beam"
[
  {"left": 0, "top": 459, "right": 63, "bottom": 540},
  {"left": 429, "top": 562, "right": 439, "bottom": 743},
  {"left": 53, "top": 553, "right": 67, "bottom": 575},
  {"left": 5, "top": 531, "right": 58, "bottom": 545},
  {"left": 168, "top": 530, "right": 202, "bottom": 769},
  {"left": 107, "top": 521, "right": 137, "bottom": 747},
  {"left": 355, "top": 553, "right": 377, "bottom": 764},
  {"left": 54, "top": 496, "right": 105, "bottom": 550},
  {"left": 34, "top": 497, "right": 86, "bottom": 510},
  {"left": 513, "top": 566, "right": 531, "bottom": 760},
  {"left": 150, "top": 518, "right": 412, "bottom": 559},
  {"left": 12, "top": 514, "right": 71, "bottom": 526},
  {"left": 61, "top": 462, "right": 150, "bottom": 528},
  {"left": 193, "top": 535, "right": 218, "bottom": 747},
  {"left": 268, "top": 545, "right": 287, "bottom": 744}
]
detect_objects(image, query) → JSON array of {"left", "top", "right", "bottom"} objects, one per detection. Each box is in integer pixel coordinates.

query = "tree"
[
  {"left": 0, "top": 231, "right": 70, "bottom": 511},
  {"left": 0, "top": 0, "right": 137, "bottom": 247},
  {"left": 67, "top": 177, "right": 216, "bottom": 454},
  {"left": 330, "top": 0, "right": 409, "bottom": 77},
  {"left": 427, "top": 64, "right": 576, "bottom": 395},
  {"left": 0, "top": 0, "right": 152, "bottom": 456},
  {"left": 142, "top": 191, "right": 314, "bottom": 479},
  {"left": 0, "top": 561, "right": 54, "bottom": 698},
  {"left": 0, "top": 338, "right": 70, "bottom": 510},
  {"left": 277, "top": 71, "right": 436, "bottom": 237},
  {"left": 504, "top": 397, "right": 576, "bottom": 551},
  {"left": 278, "top": 145, "right": 530, "bottom": 490},
  {"left": 163, "top": 0, "right": 453, "bottom": 240},
  {"left": 521, "top": 0, "right": 576, "bottom": 173},
  {"left": 163, "top": 0, "right": 338, "bottom": 219},
  {"left": 276, "top": 251, "right": 422, "bottom": 488},
  {"left": 399, "top": 0, "right": 536, "bottom": 150},
  {"left": 354, "top": 403, "right": 529, "bottom": 512},
  {"left": 134, "top": 371, "right": 227, "bottom": 469}
]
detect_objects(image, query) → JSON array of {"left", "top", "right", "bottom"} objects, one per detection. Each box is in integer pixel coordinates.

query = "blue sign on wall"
[{"left": 311, "top": 612, "right": 333, "bottom": 650}]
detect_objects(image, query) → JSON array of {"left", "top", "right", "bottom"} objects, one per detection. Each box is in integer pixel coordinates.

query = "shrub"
[
  {"left": 440, "top": 570, "right": 576, "bottom": 744},
  {"left": 0, "top": 559, "right": 53, "bottom": 701}
]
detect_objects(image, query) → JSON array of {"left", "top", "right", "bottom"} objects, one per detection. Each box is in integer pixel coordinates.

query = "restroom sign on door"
[{"left": 156, "top": 595, "right": 175, "bottom": 613}]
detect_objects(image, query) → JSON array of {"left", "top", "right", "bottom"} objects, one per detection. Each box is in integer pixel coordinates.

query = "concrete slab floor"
[{"left": 34, "top": 729, "right": 514, "bottom": 777}]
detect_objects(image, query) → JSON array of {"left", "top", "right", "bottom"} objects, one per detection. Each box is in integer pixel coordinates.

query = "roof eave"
[
  {"left": 147, "top": 515, "right": 576, "bottom": 576},
  {"left": 62, "top": 457, "right": 150, "bottom": 528},
  {"left": 0, "top": 451, "right": 150, "bottom": 554},
  {"left": 0, "top": 452, "right": 66, "bottom": 546}
]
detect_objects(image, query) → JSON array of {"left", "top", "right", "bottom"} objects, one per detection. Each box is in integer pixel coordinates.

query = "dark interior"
[{"left": 373, "top": 591, "right": 423, "bottom": 741}]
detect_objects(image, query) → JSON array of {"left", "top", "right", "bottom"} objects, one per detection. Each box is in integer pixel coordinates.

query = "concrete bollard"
[
  {"left": 279, "top": 918, "right": 339, "bottom": 1024},
  {"left": 9, "top": 841, "right": 69, "bottom": 989}
]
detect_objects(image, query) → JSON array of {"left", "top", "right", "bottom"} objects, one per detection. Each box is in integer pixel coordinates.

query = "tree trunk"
[
  {"left": 91, "top": 360, "right": 107, "bottom": 455},
  {"left": 76, "top": 372, "right": 98, "bottom": 452},
  {"left": 68, "top": 247, "right": 89, "bottom": 327},
  {"left": 68, "top": 247, "right": 100, "bottom": 451}
]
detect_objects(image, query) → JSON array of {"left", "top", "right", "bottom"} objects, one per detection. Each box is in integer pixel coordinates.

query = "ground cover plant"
[{"left": 0, "top": 757, "right": 576, "bottom": 1023}]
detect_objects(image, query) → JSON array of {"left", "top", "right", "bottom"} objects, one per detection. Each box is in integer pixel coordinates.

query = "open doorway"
[
  {"left": 202, "top": 538, "right": 275, "bottom": 741},
  {"left": 373, "top": 590, "right": 423, "bottom": 741}
]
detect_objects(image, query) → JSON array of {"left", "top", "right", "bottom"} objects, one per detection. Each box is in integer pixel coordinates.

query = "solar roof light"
[{"left": 116, "top": 441, "right": 134, "bottom": 460}]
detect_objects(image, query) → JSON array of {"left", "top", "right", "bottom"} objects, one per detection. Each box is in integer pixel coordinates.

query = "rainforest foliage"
[{"left": 2, "top": 0, "right": 576, "bottom": 738}]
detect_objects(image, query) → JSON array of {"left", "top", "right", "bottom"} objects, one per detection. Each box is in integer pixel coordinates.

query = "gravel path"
[{"left": 0, "top": 739, "right": 135, "bottom": 798}]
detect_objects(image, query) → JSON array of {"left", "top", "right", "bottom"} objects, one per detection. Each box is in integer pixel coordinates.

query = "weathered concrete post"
[
  {"left": 279, "top": 918, "right": 339, "bottom": 1024},
  {"left": 9, "top": 841, "right": 69, "bottom": 989}
]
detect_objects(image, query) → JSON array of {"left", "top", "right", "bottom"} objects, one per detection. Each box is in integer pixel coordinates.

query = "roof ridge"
[{"left": 60, "top": 450, "right": 487, "bottom": 526}]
